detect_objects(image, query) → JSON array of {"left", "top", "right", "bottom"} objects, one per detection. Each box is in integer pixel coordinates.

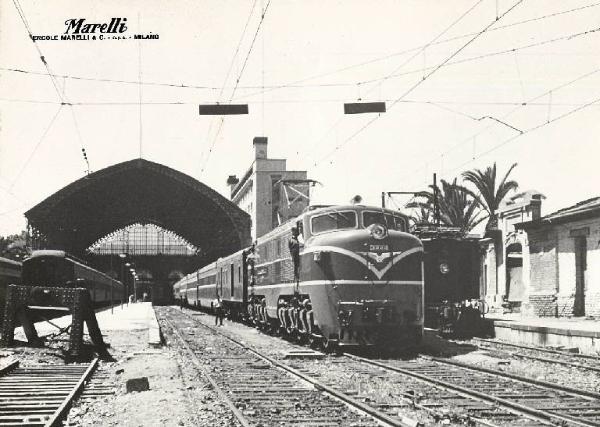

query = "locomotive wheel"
[
  {"left": 308, "top": 335, "right": 320, "bottom": 349},
  {"left": 322, "top": 338, "right": 338, "bottom": 354}
]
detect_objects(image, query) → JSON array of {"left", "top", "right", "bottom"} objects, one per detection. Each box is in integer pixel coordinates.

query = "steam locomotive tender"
[
  {"left": 21, "top": 250, "right": 124, "bottom": 307},
  {"left": 416, "top": 227, "right": 485, "bottom": 337},
  {"left": 174, "top": 205, "right": 424, "bottom": 350}
]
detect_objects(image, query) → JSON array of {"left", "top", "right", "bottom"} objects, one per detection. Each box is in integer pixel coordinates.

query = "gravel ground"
[
  {"left": 173, "top": 307, "right": 600, "bottom": 425},
  {"left": 172, "top": 308, "right": 516, "bottom": 425},
  {"left": 0, "top": 312, "right": 239, "bottom": 426},
  {"left": 6, "top": 307, "right": 595, "bottom": 426},
  {"left": 452, "top": 340, "right": 600, "bottom": 394}
]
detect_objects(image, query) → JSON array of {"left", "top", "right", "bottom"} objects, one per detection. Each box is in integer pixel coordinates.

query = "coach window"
[
  {"left": 311, "top": 210, "right": 357, "bottom": 234},
  {"left": 230, "top": 264, "right": 235, "bottom": 297}
]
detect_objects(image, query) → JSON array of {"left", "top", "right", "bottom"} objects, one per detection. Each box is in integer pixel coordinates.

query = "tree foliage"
[
  {"left": 406, "top": 178, "right": 487, "bottom": 234},
  {"left": 0, "top": 230, "right": 30, "bottom": 261},
  {"left": 462, "top": 162, "right": 519, "bottom": 230}
]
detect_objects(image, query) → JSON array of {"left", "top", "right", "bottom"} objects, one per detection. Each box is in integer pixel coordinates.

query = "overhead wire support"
[
  {"left": 447, "top": 94, "right": 600, "bottom": 176},
  {"left": 477, "top": 116, "right": 523, "bottom": 134}
]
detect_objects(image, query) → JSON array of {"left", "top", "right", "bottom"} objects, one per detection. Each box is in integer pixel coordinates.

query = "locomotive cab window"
[
  {"left": 311, "top": 210, "right": 357, "bottom": 234},
  {"left": 362, "top": 211, "right": 406, "bottom": 231}
]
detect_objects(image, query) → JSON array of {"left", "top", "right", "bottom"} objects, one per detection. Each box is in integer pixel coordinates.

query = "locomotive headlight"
[
  {"left": 368, "top": 223, "right": 388, "bottom": 240},
  {"left": 439, "top": 262, "right": 450, "bottom": 275}
]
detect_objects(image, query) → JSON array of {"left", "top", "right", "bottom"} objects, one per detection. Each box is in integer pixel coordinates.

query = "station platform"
[
  {"left": 485, "top": 313, "right": 600, "bottom": 355},
  {"left": 12, "top": 302, "right": 161, "bottom": 348}
]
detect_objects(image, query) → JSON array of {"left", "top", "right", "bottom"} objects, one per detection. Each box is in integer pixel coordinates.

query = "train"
[
  {"left": 415, "top": 226, "right": 486, "bottom": 337},
  {"left": 21, "top": 250, "right": 125, "bottom": 306},
  {"left": 0, "top": 256, "right": 22, "bottom": 320},
  {"left": 174, "top": 205, "right": 424, "bottom": 351}
]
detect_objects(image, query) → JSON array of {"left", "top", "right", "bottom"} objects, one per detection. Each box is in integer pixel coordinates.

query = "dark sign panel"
[
  {"left": 343, "top": 102, "right": 386, "bottom": 114},
  {"left": 199, "top": 104, "right": 249, "bottom": 115}
]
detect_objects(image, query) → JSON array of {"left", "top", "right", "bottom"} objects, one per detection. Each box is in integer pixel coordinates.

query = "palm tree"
[
  {"left": 406, "top": 178, "right": 486, "bottom": 234},
  {"left": 462, "top": 162, "right": 518, "bottom": 231}
]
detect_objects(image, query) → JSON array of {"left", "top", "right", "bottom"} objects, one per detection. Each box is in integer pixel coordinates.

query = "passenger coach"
[{"left": 22, "top": 250, "right": 124, "bottom": 307}]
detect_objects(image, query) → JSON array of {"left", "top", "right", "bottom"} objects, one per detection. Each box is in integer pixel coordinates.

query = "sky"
[{"left": 1, "top": 0, "right": 599, "bottom": 236}]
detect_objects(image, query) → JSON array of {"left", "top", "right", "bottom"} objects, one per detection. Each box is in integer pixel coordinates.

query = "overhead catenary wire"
[
  {"left": 11, "top": 0, "right": 64, "bottom": 102},
  {"left": 198, "top": 0, "right": 260, "bottom": 175},
  {"left": 10, "top": 0, "right": 95, "bottom": 181},
  {"left": 199, "top": 0, "right": 272, "bottom": 176},
  {"left": 360, "top": 0, "right": 485, "bottom": 99},
  {"left": 395, "top": 66, "right": 600, "bottom": 185},
  {"left": 3, "top": 96, "right": 600, "bottom": 109},
  {"left": 312, "top": 0, "right": 525, "bottom": 168},
  {"left": 1, "top": 3, "right": 597, "bottom": 98},
  {"left": 9, "top": 104, "right": 64, "bottom": 190},
  {"left": 430, "top": 94, "right": 600, "bottom": 187},
  {"left": 1, "top": 25, "right": 598, "bottom": 104},
  {"left": 231, "top": 1, "right": 600, "bottom": 101}
]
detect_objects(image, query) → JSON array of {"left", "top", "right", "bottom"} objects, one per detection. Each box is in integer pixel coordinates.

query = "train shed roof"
[{"left": 25, "top": 159, "right": 251, "bottom": 259}]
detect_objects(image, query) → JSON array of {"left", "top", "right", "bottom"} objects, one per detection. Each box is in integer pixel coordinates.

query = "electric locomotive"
[
  {"left": 174, "top": 205, "right": 424, "bottom": 350},
  {"left": 21, "top": 250, "right": 124, "bottom": 307}
]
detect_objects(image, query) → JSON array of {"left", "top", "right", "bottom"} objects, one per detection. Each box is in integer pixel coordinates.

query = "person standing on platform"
[{"left": 213, "top": 295, "right": 224, "bottom": 326}]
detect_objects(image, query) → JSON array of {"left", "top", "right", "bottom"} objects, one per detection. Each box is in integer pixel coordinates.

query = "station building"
[
  {"left": 516, "top": 197, "right": 600, "bottom": 317},
  {"left": 227, "top": 137, "right": 311, "bottom": 240},
  {"left": 482, "top": 193, "right": 600, "bottom": 318}
]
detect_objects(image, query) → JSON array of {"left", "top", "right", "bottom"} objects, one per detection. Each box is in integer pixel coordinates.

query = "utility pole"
[
  {"left": 381, "top": 191, "right": 422, "bottom": 209},
  {"left": 433, "top": 173, "right": 440, "bottom": 226}
]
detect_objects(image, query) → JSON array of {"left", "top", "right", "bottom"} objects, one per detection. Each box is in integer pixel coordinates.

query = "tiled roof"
[
  {"left": 542, "top": 197, "right": 600, "bottom": 221},
  {"left": 517, "top": 196, "right": 600, "bottom": 229}
]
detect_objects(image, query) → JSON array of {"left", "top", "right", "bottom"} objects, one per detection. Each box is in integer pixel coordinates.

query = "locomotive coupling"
[{"left": 337, "top": 300, "right": 397, "bottom": 326}]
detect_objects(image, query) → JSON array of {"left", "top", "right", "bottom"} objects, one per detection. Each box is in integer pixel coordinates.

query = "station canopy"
[{"left": 25, "top": 159, "right": 251, "bottom": 259}]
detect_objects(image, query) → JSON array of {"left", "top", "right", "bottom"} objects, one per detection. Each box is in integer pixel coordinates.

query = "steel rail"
[
  {"left": 475, "top": 337, "right": 600, "bottom": 361},
  {"left": 510, "top": 351, "right": 600, "bottom": 373},
  {"left": 46, "top": 358, "right": 98, "bottom": 427},
  {"left": 0, "top": 359, "right": 98, "bottom": 427},
  {"left": 172, "top": 308, "right": 420, "bottom": 427},
  {"left": 345, "top": 353, "right": 598, "bottom": 427},
  {"left": 161, "top": 316, "right": 252, "bottom": 427},
  {"left": 431, "top": 356, "right": 600, "bottom": 400}
]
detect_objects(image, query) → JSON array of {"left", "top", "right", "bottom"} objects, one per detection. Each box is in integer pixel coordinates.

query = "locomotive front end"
[{"left": 302, "top": 207, "right": 424, "bottom": 349}]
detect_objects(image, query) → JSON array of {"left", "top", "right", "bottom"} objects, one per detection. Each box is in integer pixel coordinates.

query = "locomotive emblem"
[
  {"left": 304, "top": 246, "right": 423, "bottom": 280},
  {"left": 356, "top": 251, "right": 402, "bottom": 264}
]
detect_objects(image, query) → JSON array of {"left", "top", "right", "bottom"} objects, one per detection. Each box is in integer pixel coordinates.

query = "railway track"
[
  {"left": 348, "top": 354, "right": 600, "bottom": 427},
  {"left": 161, "top": 308, "right": 552, "bottom": 426},
  {"left": 160, "top": 308, "right": 409, "bottom": 427},
  {"left": 166, "top": 307, "right": 600, "bottom": 426},
  {"left": 474, "top": 337, "right": 600, "bottom": 372},
  {"left": 0, "top": 358, "right": 97, "bottom": 427}
]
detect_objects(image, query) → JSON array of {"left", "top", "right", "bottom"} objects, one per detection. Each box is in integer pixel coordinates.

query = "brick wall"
[
  {"left": 586, "top": 292, "right": 600, "bottom": 317},
  {"left": 527, "top": 229, "right": 558, "bottom": 294},
  {"left": 529, "top": 294, "right": 557, "bottom": 317},
  {"left": 556, "top": 293, "right": 574, "bottom": 317}
]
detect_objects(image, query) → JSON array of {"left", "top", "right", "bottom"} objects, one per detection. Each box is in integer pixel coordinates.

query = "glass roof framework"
[
  {"left": 87, "top": 223, "right": 199, "bottom": 256},
  {"left": 25, "top": 159, "right": 251, "bottom": 261}
]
